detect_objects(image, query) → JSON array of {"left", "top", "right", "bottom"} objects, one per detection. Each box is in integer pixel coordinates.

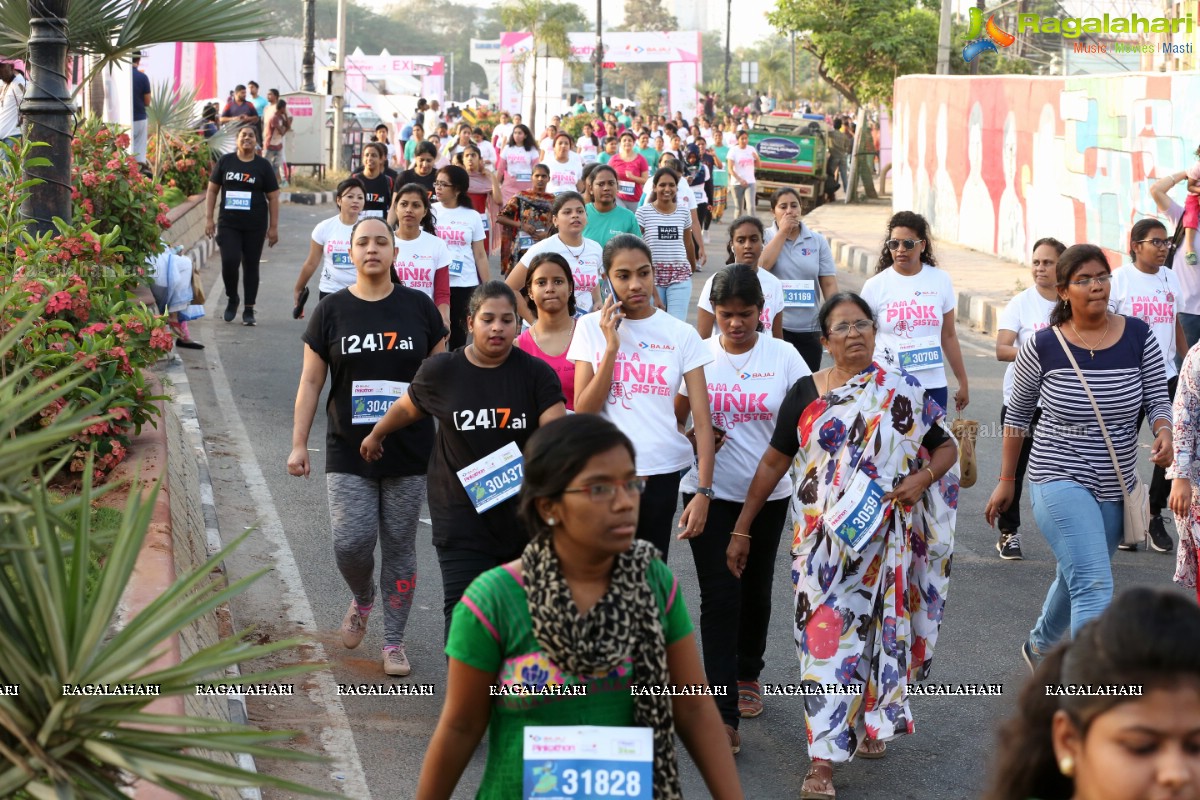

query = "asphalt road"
[{"left": 181, "top": 201, "right": 1186, "bottom": 800}]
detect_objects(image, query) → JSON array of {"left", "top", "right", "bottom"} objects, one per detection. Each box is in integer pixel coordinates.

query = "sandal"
[
  {"left": 856, "top": 738, "right": 887, "bottom": 759},
  {"left": 738, "top": 680, "right": 763, "bottom": 718},
  {"left": 724, "top": 723, "right": 741, "bottom": 755},
  {"left": 800, "top": 760, "right": 835, "bottom": 799}
]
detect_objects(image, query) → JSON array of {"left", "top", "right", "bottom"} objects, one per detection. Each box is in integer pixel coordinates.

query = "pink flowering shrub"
[
  {"left": 71, "top": 117, "right": 171, "bottom": 271},
  {"left": 2, "top": 137, "right": 174, "bottom": 484}
]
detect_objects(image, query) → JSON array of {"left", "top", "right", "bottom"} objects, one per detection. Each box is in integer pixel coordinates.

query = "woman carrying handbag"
[{"left": 985, "top": 244, "right": 1172, "bottom": 671}]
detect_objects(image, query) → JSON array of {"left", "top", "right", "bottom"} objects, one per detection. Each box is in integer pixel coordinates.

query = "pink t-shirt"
[
  {"left": 609, "top": 153, "right": 650, "bottom": 203},
  {"left": 516, "top": 328, "right": 575, "bottom": 411}
]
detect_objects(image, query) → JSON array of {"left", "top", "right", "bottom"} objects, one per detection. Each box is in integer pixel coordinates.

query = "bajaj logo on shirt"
[{"left": 638, "top": 341, "right": 675, "bottom": 351}]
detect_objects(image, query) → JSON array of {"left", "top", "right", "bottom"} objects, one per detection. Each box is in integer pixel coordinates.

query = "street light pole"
[
  {"left": 22, "top": 0, "right": 73, "bottom": 235},
  {"left": 301, "top": 0, "right": 315, "bottom": 92},
  {"left": 723, "top": 0, "right": 732, "bottom": 99},
  {"left": 594, "top": 0, "right": 603, "bottom": 117},
  {"left": 330, "top": 0, "right": 346, "bottom": 170}
]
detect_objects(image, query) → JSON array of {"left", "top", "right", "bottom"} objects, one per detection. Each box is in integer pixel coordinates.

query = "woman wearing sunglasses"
[
  {"left": 1108, "top": 218, "right": 1187, "bottom": 554},
  {"left": 759, "top": 188, "right": 837, "bottom": 371},
  {"left": 417, "top": 414, "right": 742, "bottom": 800},
  {"left": 860, "top": 211, "right": 969, "bottom": 413},
  {"left": 986, "top": 244, "right": 1173, "bottom": 672}
]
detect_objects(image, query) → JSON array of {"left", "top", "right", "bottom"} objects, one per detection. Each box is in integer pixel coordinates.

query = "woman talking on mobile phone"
[{"left": 569, "top": 234, "right": 716, "bottom": 557}]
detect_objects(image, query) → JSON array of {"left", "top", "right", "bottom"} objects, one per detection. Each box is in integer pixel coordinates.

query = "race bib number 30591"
[
  {"left": 523, "top": 726, "right": 653, "bottom": 799},
  {"left": 824, "top": 471, "right": 888, "bottom": 552}
]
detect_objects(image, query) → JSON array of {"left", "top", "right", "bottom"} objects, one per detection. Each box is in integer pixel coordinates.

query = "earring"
[
  {"left": 1058, "top": 756, "right": 1074, "bottom": 777},
  {"left": 545, "top": 517, "right": 556, "bottom": 526}
]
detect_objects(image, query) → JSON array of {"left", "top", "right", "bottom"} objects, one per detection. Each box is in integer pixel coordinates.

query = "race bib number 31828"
[{"left": 523, "top": 726, "right": 653, "bottom": 799}]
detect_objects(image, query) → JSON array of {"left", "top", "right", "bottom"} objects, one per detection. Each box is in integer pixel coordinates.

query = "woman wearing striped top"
[
  {"left": 985, "top": 244, "right": 1173, "bottom": 668},
  {"left": 636, "top": 168, "right": 696, "bottom": 322}
]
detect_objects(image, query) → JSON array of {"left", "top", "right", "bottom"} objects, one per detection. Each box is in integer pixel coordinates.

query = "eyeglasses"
[
  {"left": 1136, "top": 238, "right": 1170, "bottom": 248},
  {"left": 561, "top": 478, "right": 647, "bottom": 502},
  {"left": 1068, "top": 274, "right": 1112, "bottom": 287},
  {"left": 828, "top": 320, "right": 875, "bottom": 337},
  {"left": 885, "top": 238, "right": 924, "bottom": 251},
  {"left": 432, "top": 181, "right": 452, "bottom": 188}
]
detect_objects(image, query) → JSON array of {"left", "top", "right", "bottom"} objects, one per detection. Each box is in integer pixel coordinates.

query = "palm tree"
[
  {"left": 0, "top": 0, "right": 271, "bottom": 233},
  {"left": 500, "top": 0, "right": 574, "bottom": 134},
  {"left": 759, "top": 49, "right": 789, "bottom": 102}
]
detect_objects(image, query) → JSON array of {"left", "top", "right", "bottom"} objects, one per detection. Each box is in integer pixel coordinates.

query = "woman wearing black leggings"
[{"left": 206, "top": 126, "right": 280, "bottom": 326}]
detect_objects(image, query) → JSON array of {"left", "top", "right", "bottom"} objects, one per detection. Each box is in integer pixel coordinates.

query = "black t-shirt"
[
  {"left": 396, "top": 168, "right": 436, "bottom": 199},
  {"left": 407, "top": 347, "right": 564, "bottom": 557},
  {"left": 209, "top": 153, "right": 279, "bottom": 230},
  {"left": 301, "top": 286, "right": 447, "bottom": 477},
  {"left": 769, "top": 375, "right": 949, "bottom": 457},
  {"left": 351, "top": 171, "right": 395, "bottom": 219}
]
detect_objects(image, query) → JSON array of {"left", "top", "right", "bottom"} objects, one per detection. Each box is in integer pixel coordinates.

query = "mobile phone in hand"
[{"left": 293, "top": 286, "right": 310, "bottom": 319}]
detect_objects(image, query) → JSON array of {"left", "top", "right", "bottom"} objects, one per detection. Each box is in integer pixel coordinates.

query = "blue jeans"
[
  {"left": 661, "top": 279, "right": 691, "bottom": 322},
  {"left": 1179, "top": 312, "right": 1200, "bottom": 372},
  {"left": 1027, "top": 480, "right": 1123, "bottom": 655}
]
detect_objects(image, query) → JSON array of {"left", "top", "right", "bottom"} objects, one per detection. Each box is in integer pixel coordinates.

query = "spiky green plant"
[{"left": 0, "top": 295, "right": 337, "bottom": 798}]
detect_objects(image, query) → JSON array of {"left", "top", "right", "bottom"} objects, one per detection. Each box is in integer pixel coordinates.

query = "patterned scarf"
[{"left": 523, "top": 536, "right": 682, "bottom": 799}]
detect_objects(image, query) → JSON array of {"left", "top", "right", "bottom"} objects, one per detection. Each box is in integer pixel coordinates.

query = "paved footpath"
[{"left": 802, "top": 198, "right": 1032, "bottom": 336}]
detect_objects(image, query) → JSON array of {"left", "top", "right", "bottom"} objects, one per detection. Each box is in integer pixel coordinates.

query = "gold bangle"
[
  {"left": 730, "top": 531, "right": 752, "bottom": 539},
  {"left": 925, "top": 468, "right": 937, "bottom": 484}
]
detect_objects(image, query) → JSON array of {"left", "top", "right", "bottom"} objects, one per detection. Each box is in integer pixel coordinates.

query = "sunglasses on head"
[{"left": 885, "top": 238, "right": 924, "bottom": 251}]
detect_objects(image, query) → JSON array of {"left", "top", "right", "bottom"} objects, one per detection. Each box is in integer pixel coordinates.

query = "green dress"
[{"left": 446, "top": 559, "right": 692, "bottom": 798}]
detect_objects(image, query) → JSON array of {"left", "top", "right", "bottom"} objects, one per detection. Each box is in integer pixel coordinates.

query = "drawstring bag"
[{"left": 950, "top": 417, "right": 978, "bottom": 488}]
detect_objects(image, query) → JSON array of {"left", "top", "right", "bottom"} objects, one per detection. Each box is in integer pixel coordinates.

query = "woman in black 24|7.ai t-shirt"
[
  {"left": 206, "top": 125, "right": 279, "bottom": 326},
  {"left": 360, "top": 280, "right": 566, "bottom": 641},
  {"left": 288, "top": 217, "right": 447, "bottom": 679}
]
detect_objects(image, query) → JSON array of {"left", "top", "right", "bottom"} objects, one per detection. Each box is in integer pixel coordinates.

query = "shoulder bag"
[{"left": 1052, "top": 327, "right": 1149, "bottom": 546}]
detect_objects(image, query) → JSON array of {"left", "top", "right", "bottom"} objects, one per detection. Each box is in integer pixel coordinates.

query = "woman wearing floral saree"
[{"left": 729, "top": 292, "right": 959, "bottom": 799}]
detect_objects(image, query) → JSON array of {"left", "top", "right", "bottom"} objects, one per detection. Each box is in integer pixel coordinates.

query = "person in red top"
[
  {"left": 515, "top": 252, "right": 577, "bottom": 410},
  {"left": 608, "top": 130, "right": 650, "bottom": 212}
]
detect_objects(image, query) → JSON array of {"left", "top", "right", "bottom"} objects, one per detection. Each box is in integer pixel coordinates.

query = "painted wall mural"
[{"left": 892, "top": 73, "right": 1196, "bottom": 265}]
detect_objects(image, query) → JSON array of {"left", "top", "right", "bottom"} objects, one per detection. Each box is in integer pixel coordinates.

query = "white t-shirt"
[
  {"left": 636, "top": 204, "right": 693, "bottom": 269},
  {"left": 680, "top": 335, "right": 809, "bottom": 501},
  {"left": 578, "top": 138, "right": 599, "bottom": 164},
  {"left": 539, "top": 137, "right": 554, "bottom": 155},
  {"left": 492, "top": 123, "right": 514, "bottom": 150},
  {"left": 474, "top": 139, "right": 497, "bottom": 168},
  {"left": 432, "top": 203, "right": 486, "bottom": 288},
  {"left": 860, "top": 265, "right": 957, "bottom": 389},
  {"left": 1109, "top": 264, "right": 1181, "bottom": 379},
  {"left": 518, "top": 235, "right": 604, "bottom": 314},
  {"left": 697, "top": 267, "right": 785, "bottom": 333},
  {"left": 997, "top": 286, "right": 1056, "bottom": 405},
  {"left": 311, "top": 216, "right": 355, "bottom": 295},
  {"left": 726, "top": 144, "right": 757, "bottom": 185},
  {"left": 722, "top": 131, "right": 738, "bottom": 148},
  {"left": 500, "top": 145, "right": 538, "bottom": 182},
  {"left": 568, "top": 309, "right": 713, "bottom": 475},
  {"left": 393, "top": 230, "right": 452, "bottom": 301},
  {"left": 546, "top": 152, "right": 584, "bottom": 194},
  {"left": 0, "top": 74, "right": 27, "bottom": 140}
]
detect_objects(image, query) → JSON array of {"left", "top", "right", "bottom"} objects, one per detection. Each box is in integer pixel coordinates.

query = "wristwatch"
[{"left": 696, "top": 486, "right": 714, "bottom": 499}]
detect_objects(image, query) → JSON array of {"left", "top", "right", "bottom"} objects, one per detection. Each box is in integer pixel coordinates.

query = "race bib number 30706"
[{"left": 523, "top": 726, "right": 653, "bottom": 799}]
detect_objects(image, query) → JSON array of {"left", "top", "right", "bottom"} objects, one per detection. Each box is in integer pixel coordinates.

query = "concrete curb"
[
  {"left": 185, "top": 233, "right": 218, "bottom": 276},
  {"left": 805, "top": 219, "right": 1011, "bottom": 337},
  {"left": 280, "top": 190, "right": 332, "bottom": 205},
  {"left": 166, "top": 357, "right": 264, "bottom": 800}
]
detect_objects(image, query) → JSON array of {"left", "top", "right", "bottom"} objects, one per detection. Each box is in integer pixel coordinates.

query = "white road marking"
[{"left": 206, "top": 335, "right": 374, "bottom": 800}]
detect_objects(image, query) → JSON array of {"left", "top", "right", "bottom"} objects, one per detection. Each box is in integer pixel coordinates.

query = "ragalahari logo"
[{"left": 962, "top": 7, "right": 1016, "bottom": 62}]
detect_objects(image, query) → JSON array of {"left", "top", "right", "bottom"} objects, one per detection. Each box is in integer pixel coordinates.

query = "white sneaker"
[
  {"left": 384, "top": 645, "right": 411, "bottom": 677},
  {"left": 341, "top": 601, "right": 368, "bottom": 649}
]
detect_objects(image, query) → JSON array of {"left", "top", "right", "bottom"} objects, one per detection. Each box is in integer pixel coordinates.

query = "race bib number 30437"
[
  {"left": 457, "top": 441, "right": 524, "bottom": 514},
  {"left": 523, "top": 726, "right": 653, "bottom": 799}
]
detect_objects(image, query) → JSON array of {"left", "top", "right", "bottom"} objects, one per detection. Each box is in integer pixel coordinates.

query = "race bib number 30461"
[
  {"left": 350, "top": 381, "right": 409, "bottom": 425},
  {"left": 523, "top": 726, "right": 653, "bottom": 799}
]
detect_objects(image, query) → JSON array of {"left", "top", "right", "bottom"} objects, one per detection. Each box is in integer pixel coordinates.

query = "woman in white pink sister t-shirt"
[
  {"left": 860, "top": 210, "right": 969, "bottom": 414},
  {"left": 569, "top": 234, "right": 716, "bottom": 559}
]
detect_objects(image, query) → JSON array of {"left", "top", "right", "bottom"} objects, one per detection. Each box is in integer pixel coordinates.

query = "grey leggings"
[
  {"left": 326, "top": 473, "right": 425, "bottom": 647},
  {"left": 733, "top": 183, "right": 757, "bottom": 216}
]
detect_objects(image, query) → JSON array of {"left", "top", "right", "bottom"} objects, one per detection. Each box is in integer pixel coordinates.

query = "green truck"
[{"left": 748, "top": 116, "right": 833, "bottom": 213}]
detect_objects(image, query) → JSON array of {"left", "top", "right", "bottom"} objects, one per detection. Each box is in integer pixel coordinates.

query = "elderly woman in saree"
[{"left": 728, "top": 292, "right": 959, "bottom": 800}]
